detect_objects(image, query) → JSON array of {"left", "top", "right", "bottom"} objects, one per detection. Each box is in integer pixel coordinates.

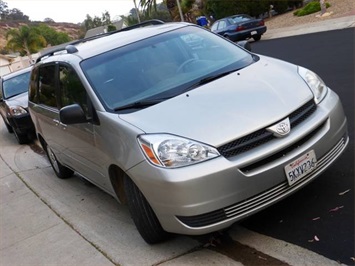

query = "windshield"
[
  {"left": 81, "top": 25, "right": 255, "bottom": 112},
  {"left": 229, "top": 15, "right": 252, "bottom": 24},
  {"left": 3, "top": 71, "right": 31, "bottom": 99}
]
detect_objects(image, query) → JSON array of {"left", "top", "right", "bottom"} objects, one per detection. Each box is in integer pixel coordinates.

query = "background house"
[
  {"left": 84, "top": 19, "right": 124, "bottom": 38},
  {"left": 0, "top": 54, "right": 34, "bottom": 76}
]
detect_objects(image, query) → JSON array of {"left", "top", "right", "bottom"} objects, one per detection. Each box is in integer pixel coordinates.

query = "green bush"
[{"left": 294, "top": 1, "right": 331, "bottom": 16}]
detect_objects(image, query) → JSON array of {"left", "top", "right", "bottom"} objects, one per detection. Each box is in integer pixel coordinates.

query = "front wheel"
[
  {"left": 13, "top": 128, "right": 29, "bottom": 144},
  {"left": 44, "top": 142, "right": 73, "bottom": 179},
  {"left": 124, "top": 176, "right": 171, "bottom": 244}
]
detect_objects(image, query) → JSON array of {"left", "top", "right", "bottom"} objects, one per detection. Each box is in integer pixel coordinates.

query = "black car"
[
  {"left": 0, "top": 66, "right": 35, "bottom": 144},
  {"left": 211, "top": 14, "right": 267, "bottom": 42}
]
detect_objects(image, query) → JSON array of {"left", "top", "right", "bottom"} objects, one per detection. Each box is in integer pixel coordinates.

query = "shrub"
[{"left": 293, "top": 1, "right": 331, "bottom": 16}]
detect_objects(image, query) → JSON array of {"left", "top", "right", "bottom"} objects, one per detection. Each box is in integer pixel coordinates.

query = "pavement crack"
[{"left": 152, "top": 245, "right": 204, "bottom": 266}]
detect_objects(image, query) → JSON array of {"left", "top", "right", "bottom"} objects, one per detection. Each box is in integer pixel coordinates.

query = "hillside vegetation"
[{"left": 0, "top": 21, "right": 82, "bottom": 51}]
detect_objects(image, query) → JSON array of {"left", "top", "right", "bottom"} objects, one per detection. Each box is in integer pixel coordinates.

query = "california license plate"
[
  {"left": 285, "top": 150, "right": 317, "bottom": 186},
  {"left": 251, "top": 31, "right": 257, "bottom": 35}
]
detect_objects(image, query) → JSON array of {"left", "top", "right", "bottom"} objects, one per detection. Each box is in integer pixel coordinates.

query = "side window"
[
  {"left": 0, "top": 79, "right": 3, "bottom": 99},
  {"left": 211, "top": 22, "right": 218, "bottom": 31},
  {"left": 217, "top": 20, "right": 227, "bottom": 30},
  {"left": 38, "top": 65, "right": 58, "bottom": 108},
  {"left": 59, "top": 65, "right": 88, "bottom": 115},
  {"left": 29, "top": 67, "right": 39, "bottom": 103}
]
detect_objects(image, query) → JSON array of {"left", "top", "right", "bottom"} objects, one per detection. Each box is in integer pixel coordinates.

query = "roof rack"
[{"left": 35, "top": 19, "right": 165, "bottom": 64}]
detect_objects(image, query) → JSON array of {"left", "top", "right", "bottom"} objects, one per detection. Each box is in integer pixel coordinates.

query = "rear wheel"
[
  {"left": 253, "top": 34, "right": 261, "bottom": 41},
  {"left": 124, "top": 176, "right": 171, "bottom": 244},
  {"left": 44, "top": 141, "right": 73, "bottom": 179}
]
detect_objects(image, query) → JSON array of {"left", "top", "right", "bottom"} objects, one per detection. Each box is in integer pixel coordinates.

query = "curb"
[{"left": 262, "top": 15, "right": 355, "bottom": 40}]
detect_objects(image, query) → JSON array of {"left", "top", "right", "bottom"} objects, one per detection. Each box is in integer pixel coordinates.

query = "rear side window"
[
  {"left": 217, "top": 20, "right": 227, "bottom": 30},
  {"left": 211, "top": 22, "right": 218, "bottom": 31},
  {"left": 29, "top": 67, "right": 39, "bottom": 103},
  {"left": 38, "top": 65, "right": 58, "bottom": 108}
]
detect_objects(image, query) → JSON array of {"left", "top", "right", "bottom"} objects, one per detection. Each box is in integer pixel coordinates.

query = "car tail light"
[
  {"left": 259, "top": 20, "right": 265, "bottom": 26},
  {"left": 236, "top": 25, "right": 245, "bottom": 32}
]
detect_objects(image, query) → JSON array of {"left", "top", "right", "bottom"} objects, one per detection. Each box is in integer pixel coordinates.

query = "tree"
[
  {"left": 133, "top": 0, "right": 141, "bottom": 23},
  {"left": 35, "top": 24, "right": 71, "bottom": 46},
  {"left": 6, "top": 25, "right": 46, "bottom": 59},
  {"left": 320, "top": 0, "right": 326, "bottom": 15},
  {"left": 5, "top": 8, "right": 29, "bottom": 21},
  {"left": 101, "top": 10, "right": 111, "bottom": 25},
  {"left": 82, "top": 11, "right": 114, "bottom": 32},
  {"left": 0, "top": 0, "right": 8, "bottom": 20},
  {"left": 44, "top": 17, "right": 55, "bottom": 23},
  {"left": 82, "top": 14, "right": 103, "bottom": 32},
  {"left": 107, "top": 24, "right": 117, "bottom": 32}
]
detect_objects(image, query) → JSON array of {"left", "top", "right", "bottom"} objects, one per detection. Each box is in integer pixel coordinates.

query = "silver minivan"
[{"left": 28, "top": 20, "right": 348, "bottom": 244}]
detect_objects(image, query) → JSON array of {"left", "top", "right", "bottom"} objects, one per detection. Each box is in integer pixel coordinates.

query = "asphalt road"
[{"left": 241, "top": 28, "right": 355, "bottom": 265}]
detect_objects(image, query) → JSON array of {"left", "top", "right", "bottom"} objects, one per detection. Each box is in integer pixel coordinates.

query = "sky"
[{"left": 5, "top": 0, "right": 143, "bottom": 24}]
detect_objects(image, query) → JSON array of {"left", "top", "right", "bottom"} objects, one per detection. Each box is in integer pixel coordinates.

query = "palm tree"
[
  {"left": 133, "top": 0, "right": 141, "bottom": 23},
  {"left": 6, "top": 25, "right": 46, "bottom": 61},
  {"left": 139, "top": 0, "right": 184, "bottom": 21}
]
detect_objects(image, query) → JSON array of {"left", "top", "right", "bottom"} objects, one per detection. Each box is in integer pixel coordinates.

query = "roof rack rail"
[
  {"left": 35, "top": 19, "right": 165, "bottom": 64},
  {"left": 35, "top": 40, "right": 78, "bottom": 63}
]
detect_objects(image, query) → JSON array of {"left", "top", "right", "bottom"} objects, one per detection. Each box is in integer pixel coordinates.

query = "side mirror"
[
  {"left": 237, "top": 40, "right": 252, "bottom": 52},
  {"left": 59, "top": 104, "right": 87, "bottom": 125}
]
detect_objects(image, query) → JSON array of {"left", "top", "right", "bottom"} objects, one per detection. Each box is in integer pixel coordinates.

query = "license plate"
[
  {"left": 251, "top": 31, "right": 257, "bottom": 35},
  {"left": 285, "top": 150, "right": 317, "bottom": 186}
]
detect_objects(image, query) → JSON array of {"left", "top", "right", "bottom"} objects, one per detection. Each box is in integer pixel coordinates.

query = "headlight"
[
  {"left": 138, "top": 134, "right": 220, "bottom": 168},
  {"left": 9, "top": 106, "right": 27, "bottom": 116},
  {"left": 298, "top": 66, "right": 328, "bottom": 104}
]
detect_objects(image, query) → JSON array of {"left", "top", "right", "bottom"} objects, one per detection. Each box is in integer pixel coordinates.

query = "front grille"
[
  {"left": 176, "top": 136, "right": 348, "bottom": 228},
  {"left": 240, "top": 120, "right": 326, "bottom": 173},
  {"left": 217, "top": 100, "right": 316, "bottom": 158}
]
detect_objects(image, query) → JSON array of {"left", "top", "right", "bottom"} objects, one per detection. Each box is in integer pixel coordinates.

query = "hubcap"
[{"left": 47, "top": 146, "right": 60, "bottom": 173}]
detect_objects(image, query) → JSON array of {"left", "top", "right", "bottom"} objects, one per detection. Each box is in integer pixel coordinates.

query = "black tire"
[
  {"left": 44, "top": 142, "right": 74, "bottom": 179},
  {"left": 13, "top": 128, "right": 29, "bottom": 144},
  {"left": 253, "top": 34, "right": 261, "bottom": 41},
  {"left": 124, "top": 176, "right": 171, "bottom": 244}
]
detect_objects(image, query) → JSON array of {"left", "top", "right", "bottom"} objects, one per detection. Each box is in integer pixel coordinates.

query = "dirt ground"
[{"left": 265, "top": 0, "right": 355, "bottom": 30}]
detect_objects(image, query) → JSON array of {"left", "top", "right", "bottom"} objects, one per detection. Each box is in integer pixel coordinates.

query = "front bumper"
[{"left": 127, "top": 88, "right": 348, "bottom": 235}]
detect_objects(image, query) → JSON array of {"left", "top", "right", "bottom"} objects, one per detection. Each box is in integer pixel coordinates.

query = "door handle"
[
  {"left": 53, "top": 119, "right": 60, "bottom": 126},
  {"left": 53, "top": 119, "right": 67, "bottom": 129}
]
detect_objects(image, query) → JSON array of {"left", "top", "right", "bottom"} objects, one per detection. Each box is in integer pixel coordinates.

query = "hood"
[
  {"left": 120, "top": 56, "right": 313, "bottom": 146},
  {"left": 5, "top": 92, "right": 29, "bottom": 108}
]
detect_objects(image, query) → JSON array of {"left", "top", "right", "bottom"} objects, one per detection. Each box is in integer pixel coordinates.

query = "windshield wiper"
[
  {"left": 182, "top": 68, "right": 240, "bottom": 93},
  {"left": 114, "top": 97, "right": 170, "bottom": 111}
]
